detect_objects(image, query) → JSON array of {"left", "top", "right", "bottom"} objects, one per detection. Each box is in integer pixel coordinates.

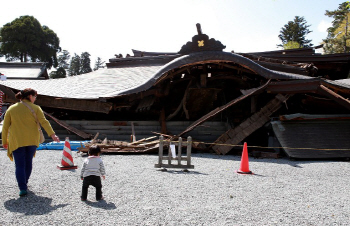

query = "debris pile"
[
  {"left": 77, "top": 133, "right": 160, "bottom": 154},
  {"left": 77, "top": 132, "right": 208, "bottom": 154}
]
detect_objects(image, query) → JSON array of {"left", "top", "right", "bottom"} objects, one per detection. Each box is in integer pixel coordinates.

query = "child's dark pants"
[{"left": 81, "top": 175, "right": 102, "bottom": 200}]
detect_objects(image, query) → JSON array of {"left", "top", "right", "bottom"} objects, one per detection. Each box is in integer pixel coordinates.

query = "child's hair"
[{"left": 88, "top": 145, "right": 101, "bottom": 156}]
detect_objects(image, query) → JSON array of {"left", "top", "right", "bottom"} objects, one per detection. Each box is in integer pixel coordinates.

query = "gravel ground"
[{"left": 0, "top": 149, "right": 350, "bottom": 226}]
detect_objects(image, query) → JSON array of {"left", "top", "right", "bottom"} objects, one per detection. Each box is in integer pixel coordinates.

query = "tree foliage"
[
  {"left": 283, "top": 41, "right": 302, "bottom": 50},
  {"left": 323, "top": 2, "right": 350, "bottom": 54},
  {"left": 93, "top": 57, "right": 106, "bottom": 71},
  {"left": 57, "top": 50, "right": 70, "bottom": 69},
  {"left": 68, "top": 53, "right": 81, "bottom": 76},
  {"left": 278, "top": 16, "right": 313, "bottom": 48},
  {"left": 80, "top": 52, "right": 92, "bottom": 74},
  {"left": 68, "top": 52, "right": 92, "bottom": 76},
  {"left": 49, "top": 67, "right": 66, "bottom": 79},
  {"left": 0, "top": 15, "right": 61, "bottom": 68}
]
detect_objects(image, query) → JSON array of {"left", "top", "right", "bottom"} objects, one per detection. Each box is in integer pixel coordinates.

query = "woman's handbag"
[{"left": 21, "top": 102, "right": 45, "bottom": 143}]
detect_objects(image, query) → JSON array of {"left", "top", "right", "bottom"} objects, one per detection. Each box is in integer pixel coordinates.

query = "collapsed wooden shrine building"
[{"left": 0, "top": 24, "right": 350, "bottom": 159}]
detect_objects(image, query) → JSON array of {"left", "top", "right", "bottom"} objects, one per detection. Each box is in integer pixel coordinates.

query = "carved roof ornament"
[{"left": 178, "top": 23, "right": 226, "bottom": 55}]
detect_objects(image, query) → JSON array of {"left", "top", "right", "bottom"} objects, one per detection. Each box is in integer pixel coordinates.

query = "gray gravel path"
[{"left": 0, "top": 149, "right": 350, "bottom": 225}]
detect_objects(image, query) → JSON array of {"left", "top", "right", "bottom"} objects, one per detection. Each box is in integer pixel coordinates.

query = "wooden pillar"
[
  {"left": 131, "top": 121, "right": 136, "bottom": 142},
  {"left": 187, "top": 136, "right": 192, "bottom": 167},
  {"left": 168, "top": 140, "right": 172, "bottom": 165},
  {"left": 178, "top": 137, "right": 182, "bottom": 165},
  {"left": 158, "top": 136, "right": 164, "bottom": 167}
]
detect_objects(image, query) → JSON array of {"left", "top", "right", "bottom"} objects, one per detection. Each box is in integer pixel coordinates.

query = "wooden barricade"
[{"left": 154, "top": 136, "right": 194, "bottom": 170}]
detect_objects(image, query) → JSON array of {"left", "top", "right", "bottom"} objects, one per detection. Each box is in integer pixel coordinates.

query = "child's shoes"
[{"left": 19, "top": 190, "right": 27, "bottom": 197}]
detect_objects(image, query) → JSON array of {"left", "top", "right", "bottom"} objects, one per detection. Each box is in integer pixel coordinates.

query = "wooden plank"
[
  {"left": 37, "top": 96, "right": 113, "bottom": 114},
  {"left": 212, "top": 94, "right": 290, "bottom": 155},
  {"left": 317, "top": 85, "right": 350, "bottom": 110},
  {"left": 178, "top": 80, "right": 270, "bottom": 137},
  {"left": 161, "top": 156, "right": 190, "bottom": 161},
  {"left": 154, "top": 164, "right": 194, "bottom": 169},
  {"left": 44, "top": 112, "right": 92, "bottom": 139},
  {"left": 166, "top": 80, "right": 192, "bottom": 121},
  {"left": 130, "top": 136, "right": 157, "bottom": 145}
]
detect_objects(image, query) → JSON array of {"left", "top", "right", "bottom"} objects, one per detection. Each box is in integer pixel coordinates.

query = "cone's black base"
[
  {"left": 235, "top": 170, "right": 253, "bottom": 174},
  {"left": 57, "top": 164, "right": 78, "bottom": 170}
]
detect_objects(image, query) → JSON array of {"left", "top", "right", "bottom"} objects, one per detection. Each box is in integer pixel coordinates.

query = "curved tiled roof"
[
  {"left": 324, "top": 78, "right": 350, "bottom": 90},
  {"left": 118, "top": 51, "right": 312, "bottom": 95},
  {"left": 0, "top": 51, "right": 312, "bottom": 100},
  {"left": 0, "top": 66, "right": 163, "bottom": 99},
  {"left": 0, "top": 62, "right": 48, "bottom": 79}
]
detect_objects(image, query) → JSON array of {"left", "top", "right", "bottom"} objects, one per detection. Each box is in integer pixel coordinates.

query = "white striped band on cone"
[{"left": 61, "top": 140, "right": 74, "bottom": 167}]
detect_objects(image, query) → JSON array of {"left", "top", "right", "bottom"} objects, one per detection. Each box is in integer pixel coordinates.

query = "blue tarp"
[{"left": 37, "top": 141, "right": 88, "bottom": 151}]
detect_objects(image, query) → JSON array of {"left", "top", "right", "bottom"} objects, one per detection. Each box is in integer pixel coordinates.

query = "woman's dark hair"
[
  {"left": 88, "top": 145, "right": 101, "bottom": 156},
  {"left": 15, "top": 88, "right": 37, "bottom": 100}
]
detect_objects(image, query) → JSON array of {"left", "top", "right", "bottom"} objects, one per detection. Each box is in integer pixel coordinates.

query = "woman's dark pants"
[
  {"left": 81, "top": 175, "right": 103, "bottom": 200},
  {"left": 12, "top": 146, "right": 36, "bottom": 191}
]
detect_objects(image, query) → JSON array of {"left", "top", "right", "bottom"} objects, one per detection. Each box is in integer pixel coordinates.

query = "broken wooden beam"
[
  {"left": 317, "top": 85, "right": 350, "bottom": 110},
  {"left": 211, "top": 94, "right": 290, "bottom": 155},
  {"left": 178, "top": 80, "right": 271, "bottom": 137},
  {"left": 44, "top": 112, "right": 92, "bottom": 139}
]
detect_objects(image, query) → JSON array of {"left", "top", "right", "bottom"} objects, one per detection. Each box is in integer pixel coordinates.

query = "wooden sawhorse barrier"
[{"left": 154, "top": 136, "right": 194, "bottom": 171}]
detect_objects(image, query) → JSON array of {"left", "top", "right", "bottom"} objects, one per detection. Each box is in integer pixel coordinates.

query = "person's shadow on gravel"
[
  {"left": 83, "top": 200, "right": 117, "bottom": 210},
  {"left": 4, "top": 191, "right": 68, "bottom": 215}
]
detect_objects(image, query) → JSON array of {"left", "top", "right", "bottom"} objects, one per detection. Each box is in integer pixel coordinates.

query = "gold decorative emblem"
[{"left": 198, "top": 40, "right": 204, "bottom": 47}]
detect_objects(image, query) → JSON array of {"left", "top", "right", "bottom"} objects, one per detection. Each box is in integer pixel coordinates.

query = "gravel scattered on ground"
[{"left": 1, "top": 149, "right": 350, "bottom": 225}]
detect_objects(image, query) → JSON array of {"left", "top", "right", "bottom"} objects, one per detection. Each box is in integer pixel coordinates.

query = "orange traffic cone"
[
  {"left": 236, "top": 142, "right": 252, "bottom": 174},
  {"left": 57, "top": 137, "right": 77, "bottom": 170}
]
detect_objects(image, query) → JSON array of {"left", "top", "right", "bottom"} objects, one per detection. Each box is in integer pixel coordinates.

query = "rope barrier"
[{"left": 157, "top": 139, "right": 350, "bottom": 151}]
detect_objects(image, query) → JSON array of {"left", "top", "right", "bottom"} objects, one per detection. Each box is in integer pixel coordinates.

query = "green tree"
[
  {"left": 68, "top": 53, "right": 81, "bottom": 76},
  {"left": 283, "top": 41, "right": 302, "bottom": 49},
  {"left": 323, "top": 2, "right": 350, "bottom": 53},
  {"left": 0, "top": 15, "right": 61, "bottom": 68},
  {"left": 57, "top": 50, "right": 70, "bottom": 69},
  {"left": 93, "top": 57, "right": 106, "bottom": 71},
  {"left": 278, "top": 16, "right": 313, "bottom": 48},
  {"left": 49, "top": 67, "right": 66, "bottom": 79},
  {"left": 80, "top": 52, "right": 92, "bottom": 74},
  {"left": 0, "top": 36, "right": 3, "bottom": 58}
]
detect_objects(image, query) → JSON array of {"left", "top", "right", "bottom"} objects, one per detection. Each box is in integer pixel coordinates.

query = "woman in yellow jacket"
[{"left": 2, "top": 88, "right": 60, "bottom": 196}]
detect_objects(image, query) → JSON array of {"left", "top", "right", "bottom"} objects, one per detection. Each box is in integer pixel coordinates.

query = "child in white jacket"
[{"left": 80, "top": 145, "right": 106, "bottom": 201}]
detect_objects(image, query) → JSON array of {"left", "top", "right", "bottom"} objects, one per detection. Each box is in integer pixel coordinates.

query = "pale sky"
[{"left": 0, "top": 0, "right": 346, "bottom": 66}]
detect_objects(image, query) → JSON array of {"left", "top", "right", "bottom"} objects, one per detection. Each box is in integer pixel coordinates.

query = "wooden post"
[
  {"left": 178, "top": 137, "right": 182, "bottom": 165},
  {"left": 131, "top": 122, "right": 136, "bottom": 142},
  {"left": 187, "top": 136, "right": 192, "bottom": 167},
  {"left": 168, "top": 140, "right": 172, "bottom": 165},
  {"left": 158, "top": 136, "right": 163, "bottom": 167},
  {"left": 155, "top": 136, "right": 194, "bottom": 170}
]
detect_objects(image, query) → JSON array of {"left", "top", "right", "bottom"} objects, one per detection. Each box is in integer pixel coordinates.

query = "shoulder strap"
[{"left": 21, "top": 101, "right": 42, "bottom": 128}]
